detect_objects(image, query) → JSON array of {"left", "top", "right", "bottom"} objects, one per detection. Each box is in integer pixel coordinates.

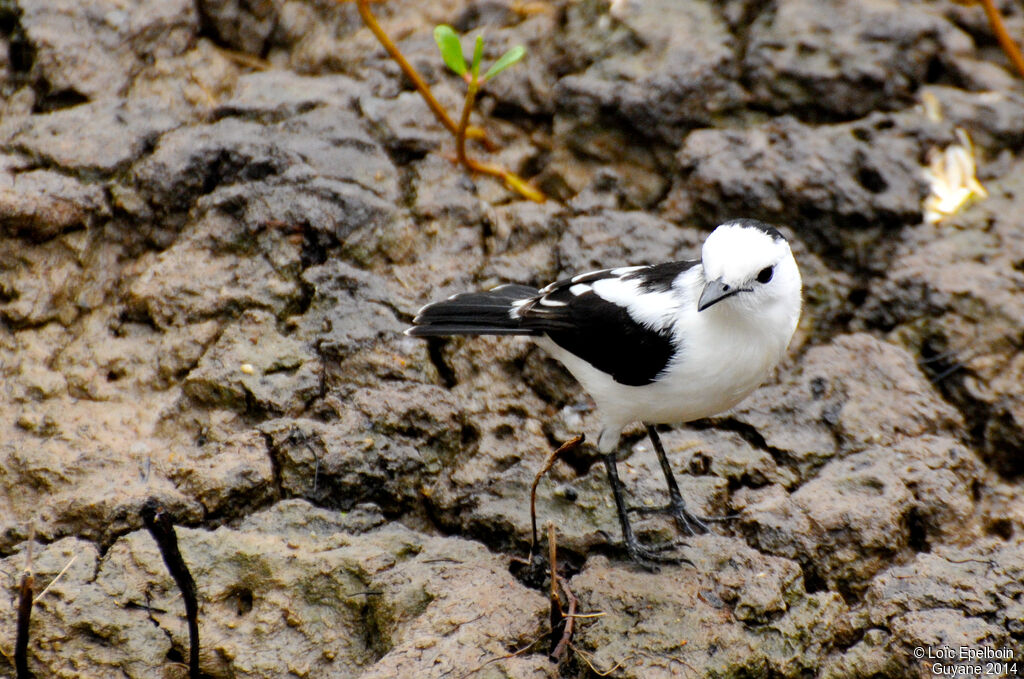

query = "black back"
[{"left": 517, "top": 263, "right": 696, "bottom": 386}]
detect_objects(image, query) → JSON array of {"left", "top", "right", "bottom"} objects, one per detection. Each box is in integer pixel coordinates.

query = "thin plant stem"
[
  {"left": 551, "top": 575, "right": 578, "bottom": 661},
  {"left": 15, "top": 572, "right": 33, "bottom": 679},
  {"left": 978, "top": 0, "right": 1024, "bottom": 78},
  {"left": 455, "top": 77, "right": 479, "bottom": 167},
  {"left": 529, "top": 434, "right": 584, "bottom": 556},
  {"left": 33, "top": 554, "right": 78, "bottom": 604},
  {"left": 350, "top": 0, "right": 544, "bottom": 201},
  {"left": 352, "top": 0, "right": 493, "bottom": 148}
]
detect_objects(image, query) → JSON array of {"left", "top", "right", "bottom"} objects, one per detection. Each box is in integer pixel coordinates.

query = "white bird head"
[{"left": 697, "top": 219, "right": 802, "bottom": 321}]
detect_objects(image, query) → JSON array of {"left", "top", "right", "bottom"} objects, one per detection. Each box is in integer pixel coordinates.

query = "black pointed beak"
[{"left": 698, "top": 278, "right": 738, "bottom": 311}]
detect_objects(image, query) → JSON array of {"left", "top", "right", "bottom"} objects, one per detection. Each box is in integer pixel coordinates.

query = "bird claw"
[
  {"left": 627, "top": 498, "right": 734, "bottom": 536},
  {"left": 622, "top": 537, "right": 693, "bottom": 571}
]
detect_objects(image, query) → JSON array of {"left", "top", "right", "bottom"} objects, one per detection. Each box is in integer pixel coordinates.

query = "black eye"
[{"left": 756, "top": 266, "right": 774, "bottom": 284}]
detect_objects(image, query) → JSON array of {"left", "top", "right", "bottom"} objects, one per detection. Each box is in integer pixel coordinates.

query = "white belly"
[{"left": 538, "top": 304, "right": 793, "bottom": 434}]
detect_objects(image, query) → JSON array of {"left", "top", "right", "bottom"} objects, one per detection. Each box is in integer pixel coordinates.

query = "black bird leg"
[
  {"left": 640, "top": 425, "right": 710, "bottom": 535},
  {"left": 602, "top": 452, "right": 691, "bottom": 569}
]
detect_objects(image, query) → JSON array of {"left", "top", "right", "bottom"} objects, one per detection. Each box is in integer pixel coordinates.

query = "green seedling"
[
  {"left": 434, "top": 25, "right": 525, "bottom": 84},
  {"left": 433, "top": 25, "right": 540, "bottom": 202},
  {"left": 434, "top": 25, "right": 467, "bottom": 76},
  {"left": 352, "top": 0, "right": 542, "bottom": 202}
]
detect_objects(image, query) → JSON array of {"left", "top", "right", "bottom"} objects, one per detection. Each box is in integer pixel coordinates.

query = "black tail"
[{"left": 406, "top": 283, "right": 539, "bottom": 336}]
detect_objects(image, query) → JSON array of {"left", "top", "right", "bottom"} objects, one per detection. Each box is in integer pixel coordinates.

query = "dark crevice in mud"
[
  {"left": 426, "top": 337, "right": 458, "bottom": 389},
  {"left": 297, "top": 226, "right": 337, "bottom": 271},
  {"left": 480, "top": 210, "right": 497, "bottom": 252},
  {"left": 905, "top": 505, "right": 931, "bottom": 554},
  {"left": 0, "top": 2, "right": 36, "bottom": 96},
  {"left": 261, "top": 430, "right": 289, "bottom": 502},
  {"left": 212, "top": 100, "right": 322, "bottom": 125},
  {"left": 509, "top": 546, "right": 586, "bottom": 596},
  {"left": 738, "top": 101, "right": 876, "bottom": 128},
  {"left": 3, "top": 150, "right": 119, "bottom": 188},
  {"left": 691, "top": 418, "right": 796, "bottom": 471},
  {"left": 800, "top": 561, "right": 829, "bottom": 595},
  {"left": 203, "top": 487, "right": 282, "bottom": 530},
  {"left": 93, "top": 508, "right": 205, "bottom": 560},
  {"left": 34, "top": 88, "right": 90, "bottom": 114},
  {"left": 0, "top": 531, "right": 82, "bottom": 561},
  {"left": 393, "top": 161, "right": 422, "bottom": 212},
  {"left": 116, "top": 305, "right": 161, "bottom": 332},
  {"left": 725, "top": 472, "right": 771, "bottom": 496},
  {"left": 200, "top": 152, "right": 280, "bottom": 197},
  {"left": 724, "top": 0, "right": 776, "bottom": 114},
  {"left": 831, "top": 575, "right": 867, "bottom": 610},
  {"left": 369, "top": 130, "right": 431, "bottom": 179},
  {"left": 919, "top": 335, "right": 1024, "bottom": 480},
  {"left": 357, "top": 599, "right": 392, "bottom": 662},
  {"left": 723, "top": 0, "right": 773, "bottom": 59},
  {"left": 0, "top": 1, "right": 91, "bottom": 114},
  {"left": 985, "top": 517, "right": 1014, "bottom": 541},
  {"left": 547, "top": 4, "right": 592, "bottom": 80},
  {"left": 829, "top": 624, "right": 875, "bottom": 655},
  {"left": 519, "top": 145, "right": 553, "bottom": 196},
  {"left": 923, "top": 55, "right": 954, "bottom": 87},
  {"left": 227, "top": 586, "right": 255, "bottom": 616},
  {"left": 856, "top": 166, "right": 889, "bottom": 194},
  {"left": 354, "top": 94, "right": 432, "bottom": 185},
  {"left": 193, "top": 1, "right": 276, "bottom": 61},
  {"left": 483, "top": 100, "right": 555, "bottom": 141}
]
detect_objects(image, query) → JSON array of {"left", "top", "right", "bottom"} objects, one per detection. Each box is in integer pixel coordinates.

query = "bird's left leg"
[
  {"left": 602, "top": 451, "right": 690, "bottom": 569},
  {"left": 598, "top": 428, "right": 690, "bottom": 568},
  {"left": 637, "top": 425, "right": 710, "bottom": 535}
]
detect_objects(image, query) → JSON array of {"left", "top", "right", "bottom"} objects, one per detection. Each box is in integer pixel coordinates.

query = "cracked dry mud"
[{"left": 2, "top": 0, "right": 1024, "bottom": 677}]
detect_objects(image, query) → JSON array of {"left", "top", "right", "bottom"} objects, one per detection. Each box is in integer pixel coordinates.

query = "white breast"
[{"left": 537, "top": 295, "right": 794, "bottom": 437}]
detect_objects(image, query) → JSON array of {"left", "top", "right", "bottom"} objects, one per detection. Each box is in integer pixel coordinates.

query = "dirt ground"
[{"left": 2, "top": 0, "right": 1024, "bottom": 677}]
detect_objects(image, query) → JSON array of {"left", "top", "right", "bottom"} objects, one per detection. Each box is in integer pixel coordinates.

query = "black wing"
[
  {"left": 517, "top": 261, "right": 698, "bottom": 386},
  {"left": 407, "top": 283, "right": 540, "bottom": 336}
]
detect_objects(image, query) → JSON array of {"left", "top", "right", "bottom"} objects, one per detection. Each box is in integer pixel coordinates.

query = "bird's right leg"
[
  {"left": 599, "top": 430, "right": 691, "bottom": 569},
  {"left": 644, "top": 425, "right": 710, "bottom": 535}
]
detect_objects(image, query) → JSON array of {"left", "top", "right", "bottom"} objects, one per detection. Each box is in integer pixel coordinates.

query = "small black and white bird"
[{"left": 406, "top": 219, "right": 802, "bottom": 565}]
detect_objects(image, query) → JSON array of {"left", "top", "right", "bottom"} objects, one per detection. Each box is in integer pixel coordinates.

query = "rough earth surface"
[{"left": 2, "top": 0, "right": 1024, "bottom": 677}]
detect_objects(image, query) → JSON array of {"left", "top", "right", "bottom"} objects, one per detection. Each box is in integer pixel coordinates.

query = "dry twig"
[
  {"left": 978, "top": 0, "right": 1024, "bottom": 78},
  {"left": 956, "top": 0, "right": 1024, "bottom": 78},
  {"left": 15, "top": 571, "right": 34, "bottom": 679},
  {"left": 547, "top": 523, "right": 578, "bottom": 661},
  {"left": 529, "top": 434, "right": 584, "bottom": 558}
]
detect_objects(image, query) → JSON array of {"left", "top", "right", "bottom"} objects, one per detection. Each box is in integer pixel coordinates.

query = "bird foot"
[
  {"left": 621, "top": 536, "right": 693, "bottom": 572},
  {"left": 628, "top": 498, "right": 734, "bottom": 536}
]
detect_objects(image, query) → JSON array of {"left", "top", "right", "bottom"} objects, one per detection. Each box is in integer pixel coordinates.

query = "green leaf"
[
  {"left": 434, "top": 25, "right": 466, "bottom": 76},
  {"left": 483, "top": 45, "right": 525, "bottom": 81},
  {"left": 471, "top": 35, "right": 485, "bottom": 79}
]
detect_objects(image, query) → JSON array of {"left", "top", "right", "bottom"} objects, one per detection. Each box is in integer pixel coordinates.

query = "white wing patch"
[
  {"left": 590, "top": 276, "right": 677, "bottom": 330},
  {"left": 509, "top": 298, "right": 530, "bottom": 318},
  {"left": 569, "top": 284, "right": 591, "bottom": 296}
]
